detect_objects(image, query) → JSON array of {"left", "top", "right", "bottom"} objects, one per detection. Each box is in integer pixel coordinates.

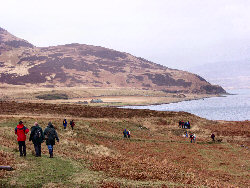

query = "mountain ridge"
[{"left": 0, "top": 27, "right": 226, "bottom": 94}]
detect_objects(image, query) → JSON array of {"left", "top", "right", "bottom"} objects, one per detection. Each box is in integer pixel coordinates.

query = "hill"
[
  {"left": 0, "top": 101, "right": 249, "bottom": 187},
  {"left": 0, "top": 27, "right": 225, "bottom": 94}
]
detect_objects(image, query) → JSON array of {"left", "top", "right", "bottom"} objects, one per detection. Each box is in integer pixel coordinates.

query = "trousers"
[
  {"left": 47, "top": 145, "right": 54, "bottom": 158},
  {"left": 34, "top": 143, "right": 41, "bottom": 156},
  {"left": 18, "top": 141, "right": 26, "bottom": 156}
]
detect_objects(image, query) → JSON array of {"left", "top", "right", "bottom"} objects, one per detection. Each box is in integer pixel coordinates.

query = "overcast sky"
[{"left": 0, "top": 0, "right": 249, "bottom": 70}]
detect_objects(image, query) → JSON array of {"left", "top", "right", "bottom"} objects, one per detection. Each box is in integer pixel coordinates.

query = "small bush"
[{"left": 36, "top": 93, "right": 69, "bottom": 100}]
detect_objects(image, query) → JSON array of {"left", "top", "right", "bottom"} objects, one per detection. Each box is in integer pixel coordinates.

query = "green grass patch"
[
  {"left": 36, "top": 93, "right": 69, "bottom": 100},
  {"left": 13, "top": 155, "right": 76, "bottom": 187},
  {"left": 0, "top": 118, "right": 20, "bottom": 128}
]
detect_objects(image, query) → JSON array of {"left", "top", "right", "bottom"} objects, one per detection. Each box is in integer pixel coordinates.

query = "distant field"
[
  {"left": 0, "top": 101, "right": 249, "bottom": 187},
  {"left": 0, "top": 85, "right": 216, "bottom": 106}
]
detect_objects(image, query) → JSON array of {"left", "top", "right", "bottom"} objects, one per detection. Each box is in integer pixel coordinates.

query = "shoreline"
[
  {"left": 119, "top": 92, "right": 249, "bottom": 122},
  {"left": 115, "top": 94, "right": 221, "bottom": 108}
]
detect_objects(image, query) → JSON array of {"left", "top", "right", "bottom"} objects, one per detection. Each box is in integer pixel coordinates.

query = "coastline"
[
  {"left": 113, "top": 94, "right": 221, "bottom": 107},
  {"left": 119, "top": 89, "right": 250, "bottom": 122}
]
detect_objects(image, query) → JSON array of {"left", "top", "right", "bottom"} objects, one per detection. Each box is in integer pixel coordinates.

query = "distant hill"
[
  {"left": 0, "top": 27, "right": 225, "bottom": 94},
  {"left": 188, "top": 61, "right": 250, "bottom": 89}
]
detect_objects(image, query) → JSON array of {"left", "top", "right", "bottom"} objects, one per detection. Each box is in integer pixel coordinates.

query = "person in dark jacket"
[
  {"left": 44, "top": 122, "right": 59, "bottom": 158},
  {"left": 211, "top": 133, "right": 215, "bottom": 142},
  {"left": 184, "top": 122, "right": 187, "bottom": 129},
  {"left": 189, "top": 133, "right": 194, "bottom": 143},
  {"left": 29, "top": 122, "right": 44, "bottom": 157},
  {"left": 187, "top": 121, "right": 191, "bottom": 129},
  {"left": 70, "top": 120, "right": 75, "bottom": 130},
  {"left": 15, "top": 121, "right": 29, "bottom": 157},
  {"left": 178, "top": 121, "right": 182, "bottom": 128},
  {"left": 63, "top": 119, "right": 67, "bottom": 129},
  {"left": 182, "top": 121, "right": 185, "bottom": 128}
]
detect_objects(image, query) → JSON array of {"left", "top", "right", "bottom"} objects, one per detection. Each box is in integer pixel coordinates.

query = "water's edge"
[{"left": 121, "top": 89, "right": 250, "bottom": 121}]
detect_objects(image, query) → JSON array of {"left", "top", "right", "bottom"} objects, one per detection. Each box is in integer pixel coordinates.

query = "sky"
[{"left": 0, "top": 0, "right": 250, "bottom": 70}]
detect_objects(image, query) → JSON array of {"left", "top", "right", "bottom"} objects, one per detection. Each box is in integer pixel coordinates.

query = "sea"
[{"left": 122, "top": 89, "right": 250, "bottom": 121}]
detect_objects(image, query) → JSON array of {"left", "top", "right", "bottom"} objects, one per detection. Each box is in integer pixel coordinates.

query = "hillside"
[
  {"left": 0, "top": 27, "right": 225, "bottom": 94},
  {"left": 0, "top": 101, "right": 249, "bottom": 187}
]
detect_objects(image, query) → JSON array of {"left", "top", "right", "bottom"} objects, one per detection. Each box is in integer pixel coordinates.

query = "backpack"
[
  {"left": 46, "top": 128, "right": 55, "bottom": 140},
  {"left": 33, "top": 128, "right": 42, "bottom": 140}
]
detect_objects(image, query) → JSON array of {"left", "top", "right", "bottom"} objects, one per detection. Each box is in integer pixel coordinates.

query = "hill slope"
[{"left": 0, "top": 27, "right": 225, "bottom": 94}]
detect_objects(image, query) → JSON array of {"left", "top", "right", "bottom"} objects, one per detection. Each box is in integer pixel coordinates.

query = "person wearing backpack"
[
  {"left": 29, "top": 122, "right": 44, "bottom": 157},
  {"left": 44, "top": 122, "right": 59, "bottom": 158},
  {"left": 63, "top": 119, "right": 67, "bottom": 129},
  {"left": 70, "top": 120, "right": 75, "bottom": 130},
  {"left": 15, "top": 121, "right": 29, "bottom": 157}
]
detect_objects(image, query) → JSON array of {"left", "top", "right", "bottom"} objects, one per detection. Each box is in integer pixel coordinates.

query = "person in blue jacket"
[
  {"left": 123, "top": 129, "right": 127, "bottom": 138},
  {"left": 63, "top": 119, "right": 67, "bottom": 129}
]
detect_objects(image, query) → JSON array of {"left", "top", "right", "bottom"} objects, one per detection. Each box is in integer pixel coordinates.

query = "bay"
[{"left": 122, "top": 89, "right": 250, "bottom": 121}]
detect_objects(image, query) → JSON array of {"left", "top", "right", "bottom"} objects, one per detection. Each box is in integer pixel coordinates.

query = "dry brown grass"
[{"left": 0, "top": 102, "right": 249, "bottom": 187}]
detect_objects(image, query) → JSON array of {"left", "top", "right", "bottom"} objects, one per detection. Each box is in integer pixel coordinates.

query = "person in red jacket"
[{"left": 15, "top": 121, "right": 29, "bottom": 156}]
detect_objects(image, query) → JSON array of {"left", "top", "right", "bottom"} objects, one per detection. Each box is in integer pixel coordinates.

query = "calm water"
[{"left": 123, "top": 89, "right": 250, "bottom": 121}]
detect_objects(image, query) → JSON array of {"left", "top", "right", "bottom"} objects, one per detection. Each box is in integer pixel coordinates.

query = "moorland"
[{"left": 0, "top": 100, "right": 249, "bottom": 187}]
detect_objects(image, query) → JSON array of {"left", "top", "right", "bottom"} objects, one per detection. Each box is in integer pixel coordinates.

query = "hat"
[{"left": 19, "top": 121, "right": 23, "bottom": 124}]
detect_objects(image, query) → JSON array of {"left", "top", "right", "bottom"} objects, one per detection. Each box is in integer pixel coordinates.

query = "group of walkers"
[
  {"left": 183, "top": 131, "right": 196, "bottom": 143},
  {"left": 15, "top": 121, "right": 59, "bottom": 158},
  {"left": 123, "top": 129, "right": 131, "bottom": 138},
  {"left": 14, "top": 118, "right": 218, "bottom": 158},
  {"left": 63, "top": 119, "right": 75, "bottom": 130},
  {"left": 179, "top": 120, "right": 191, "bottom": 129},
  {"left": 179, "top": 120, "right": 195, "bottom": 143}
]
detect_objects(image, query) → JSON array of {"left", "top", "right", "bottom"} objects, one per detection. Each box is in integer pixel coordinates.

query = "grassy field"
[
  {"left": 0, "top": 85, "right": 216, "bottom": 106},
  {"left": 0, "top": 102, "right": 249, "bottom": 187}
]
